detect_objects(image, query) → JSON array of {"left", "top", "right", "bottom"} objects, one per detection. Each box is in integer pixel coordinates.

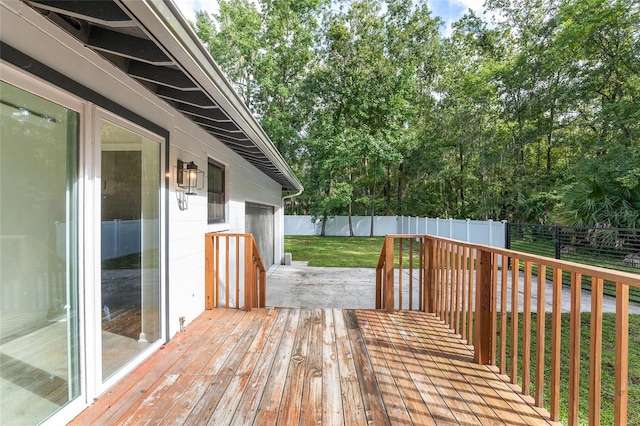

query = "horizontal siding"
[{"left": 1, "top": 2, "right": 286, "bottom": 339}]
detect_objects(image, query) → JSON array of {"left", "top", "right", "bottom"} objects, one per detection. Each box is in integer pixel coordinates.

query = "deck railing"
[
  {"left": 204, "top": 233, "right": 266, "bottom": 311},
  {"left": 376, "top": 234, "right": 640, "bottom": 425}
]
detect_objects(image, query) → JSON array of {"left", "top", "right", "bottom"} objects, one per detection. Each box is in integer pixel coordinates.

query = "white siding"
[{"left": 1, "top": 2, "right": 286, "bottom": 340}]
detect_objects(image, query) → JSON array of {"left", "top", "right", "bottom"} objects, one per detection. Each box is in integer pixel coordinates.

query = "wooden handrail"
[
  {"left": 205, "top": 233, "right": 267, "bottom": 311},
  {"left": 376, "top": 234, "right": 640, "bottom": 425}
]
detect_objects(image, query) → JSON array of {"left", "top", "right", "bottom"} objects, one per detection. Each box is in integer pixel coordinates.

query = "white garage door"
[{"left": 245, "top": 202, "right": 274, "bottom": 268}]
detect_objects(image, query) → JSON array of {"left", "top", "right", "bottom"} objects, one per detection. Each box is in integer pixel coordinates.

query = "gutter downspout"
[{"left": 281, "top": 187, "right": 304, "bottom": 264}]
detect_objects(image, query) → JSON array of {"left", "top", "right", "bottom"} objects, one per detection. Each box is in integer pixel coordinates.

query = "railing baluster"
[
  {"left": 456, "top": 244, "right": 463, "bottom": 335},
  {"left": 500, "top": 254, "right": 508, "bottom": 376},
  {"left": 236, "top": 235, "right": 240, "bottom": 308},
  {"left": 589, "top": 277, "right": 603, "bottom": 426},
  {"left": 511, "top": 257, "right": 519, "bottom": 385},
  {"left": 409, "top": 238, "right": 414, "bottom": 310},
  {"left": 461, "top": 246, "right": 468, "bottom": 341},
  {"left": 450, "top": 242, "right": 455, "bottom": 327},
  {"left": 439, "top": 241, "right": 445, "bottom": 318},
  {"left": 535, "top": 264, "right": 546, "bottom": 407},
  {"left": 444, "top": 242, "right": 450, "bottom": 324},
  {"left": 569, "top": 272, "right": 581, "bottom": 425},
  {"left": 419, "top": 237, "right": 424, "bottom": 311},
  {"left": 399, "top": 237, "right": 403, "bottom": 310},
  {"left": 225, "top": 236, "right": 230, "bottom": 309},
  {"left": 491, "top": 254, "right": 498, "bottom": 365},
  {"left": 615, "top": 282, "right": 629, "bottom": 426},
  {"left": 244, "top": 235, "right": 252, "bottom": 311},
  {"left": 551, "top": 268, "right": 563, "bottom": 421},
  {"left": 215, "top": 235, "right": 220, "bottom": 308},
  {"left": 424, "top": 238, "right": 434, "bottom": 313},
  {"left": 467, "top": 248, "right": 475, "bottom": 345},
  {"left": 523, "top": 260, "right": 532, "bottom": 395}
]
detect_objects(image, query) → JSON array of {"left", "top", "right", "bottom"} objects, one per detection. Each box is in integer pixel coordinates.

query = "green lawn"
[
  {"left": 285, "top": 236, "right": 385, "bottom": 267},
  {"left": 497, "top": 312, "right": 640, "bottom": 425},
  {"left": 284, "top": 235, "right": 639, "bottom": 424}
]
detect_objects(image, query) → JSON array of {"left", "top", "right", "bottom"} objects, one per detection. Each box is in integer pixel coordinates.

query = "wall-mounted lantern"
[
  {"left": 177, "top": 160, "right": 204, "bottom": 195},
  {"left": 176, "top": 159, "right": 204, "bottom": 210}
]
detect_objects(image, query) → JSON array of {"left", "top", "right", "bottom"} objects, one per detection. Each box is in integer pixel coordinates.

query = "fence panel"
[
  {"left": 508, "top": 223, "right": 640, "bottom": 302},
  {"left": 285, "top": 215, "right": 507, "bottom": 248}
]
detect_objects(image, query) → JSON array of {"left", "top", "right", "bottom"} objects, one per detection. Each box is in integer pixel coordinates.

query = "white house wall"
[{"left": 1, "top": 1, "right": 285, "bottom": 339}]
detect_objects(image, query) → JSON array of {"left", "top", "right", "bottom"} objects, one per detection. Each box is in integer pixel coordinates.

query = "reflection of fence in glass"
[{"left": 56, "top": 220, "right": 158, "bottom": 261}]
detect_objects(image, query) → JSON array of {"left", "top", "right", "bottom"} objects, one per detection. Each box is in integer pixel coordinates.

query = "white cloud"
[
  {"left": 455, "top": 0, "right": 485, "bottom": 13},
  {"left": 173, "top": 0, "right": 215, "bottom": 23}
]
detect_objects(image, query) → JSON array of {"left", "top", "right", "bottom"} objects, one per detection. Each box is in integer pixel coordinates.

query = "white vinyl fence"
[
  {"left": 285, "top": 215, "right": 507, "bottom": 248},
  {"left": 56, "top": 219, "right": 158, "bottom": 261}
]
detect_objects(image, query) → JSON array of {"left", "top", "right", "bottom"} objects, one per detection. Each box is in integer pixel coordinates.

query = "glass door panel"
[
  {"left": 0, "top": 81, "right": 80, "bottom": 424},
  {"left": 100, "top": 119, "right": 160, "bottom": 380}
]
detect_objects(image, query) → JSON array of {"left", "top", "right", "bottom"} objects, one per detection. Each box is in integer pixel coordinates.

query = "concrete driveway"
[{"left": 267, "top": 261, "right": 640, "bottom": 314}]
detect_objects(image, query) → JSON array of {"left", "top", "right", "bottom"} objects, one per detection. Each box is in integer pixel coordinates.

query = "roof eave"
[{"left": 121, "top": 0, "right": 303, "bottom": 192}]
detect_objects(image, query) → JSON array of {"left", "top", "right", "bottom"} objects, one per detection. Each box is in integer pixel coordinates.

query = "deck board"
[{"left": 70, "top": 308, "right": 555, "bottom": 426}]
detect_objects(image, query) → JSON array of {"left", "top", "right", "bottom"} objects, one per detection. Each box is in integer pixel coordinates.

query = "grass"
[
  {"left": 285, "top": 236, "right": 385, "bottom": 267},
  {"left": 285, "top": 235, "right": 640, "bottom": 424},
  {"left": 496, "top": 312, "right": 640, "bottom": 425}
]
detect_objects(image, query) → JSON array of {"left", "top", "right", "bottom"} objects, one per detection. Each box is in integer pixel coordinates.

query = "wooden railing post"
[
  {"left": 474, "top": 249, "right": 492, "bottom": 364},
  {"left": 205, "top": 233, "right": 215, "bottom": 310},
  {"left": 244, "top": 236, "right": 253, "bottom": 311},
  {"left": 384, "top": 235, "right": 395, "bottom": 313},
  {"left": 375, "top": 239, "right": 385, "bottom": 309},
  {"left": 424, "top": 238, "right": 434, "bottom": 313},
  {"left": 259, "top": 266, "right": 266, "bottom": 308}
]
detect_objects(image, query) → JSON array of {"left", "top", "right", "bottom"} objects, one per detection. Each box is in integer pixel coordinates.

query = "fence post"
[
  {"left": 384, "top": 235, "right": 395, "bottom": 313},
  {"left": 554, "top": 225, "right": 561, "bottom": 259},
  {"left": 474, "top": 249, "right": 493, "bottom": 364}
]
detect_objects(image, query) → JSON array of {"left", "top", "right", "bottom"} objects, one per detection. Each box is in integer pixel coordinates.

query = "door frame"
[{"left": 89, "top": 107, "right": 168, "bottom": 396}]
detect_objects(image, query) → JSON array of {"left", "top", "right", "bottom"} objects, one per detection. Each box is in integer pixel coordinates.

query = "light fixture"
[{"left": 177, "top": 160, "right": 204, "bottom": 195}]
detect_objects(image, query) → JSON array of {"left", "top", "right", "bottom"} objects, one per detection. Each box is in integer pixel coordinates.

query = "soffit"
[{"left": 24, "top": 0, "right": 302, "bottom": 191}]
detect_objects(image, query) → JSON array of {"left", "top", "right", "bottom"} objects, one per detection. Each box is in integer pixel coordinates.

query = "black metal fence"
[{"left": 506, "top": 223, "right": 640, "bottom": 303}]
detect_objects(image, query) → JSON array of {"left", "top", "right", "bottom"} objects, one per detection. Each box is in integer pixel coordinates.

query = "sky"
[{"left": 173, "top": 0, "right": 487, "bottom": 36}]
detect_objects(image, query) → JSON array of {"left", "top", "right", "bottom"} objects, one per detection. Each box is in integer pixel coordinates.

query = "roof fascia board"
[{"left": 120, "top": 0, "right": 302, "bottom": 191}]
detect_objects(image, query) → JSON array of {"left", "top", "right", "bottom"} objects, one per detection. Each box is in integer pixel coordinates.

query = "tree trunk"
[
  {"left": 385, "top": 164, "right": 391, "bottom": 215},
  {"left": 370, "top": 183, "right": 376, "bottom": 237},
  {"left": 321, "top": 212, "right": 327, "bottom": 237},
  {"left": 348, "top": 202, "right": 354, "bottom": 237},
  {"left": 396, "top": 162, "right": 404, "bottom": 216},
  {"left": 348, "top": 171, "right": 354, "bottom": 236}
]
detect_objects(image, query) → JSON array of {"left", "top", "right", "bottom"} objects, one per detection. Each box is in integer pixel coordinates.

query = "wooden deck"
[{"left": 70, "top": 308, "right": 554, "bottom": 425}]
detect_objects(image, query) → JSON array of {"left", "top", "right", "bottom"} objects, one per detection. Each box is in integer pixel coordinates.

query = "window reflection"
[{"left": 0, "top": 81, "right": 80, "bottom": 425}]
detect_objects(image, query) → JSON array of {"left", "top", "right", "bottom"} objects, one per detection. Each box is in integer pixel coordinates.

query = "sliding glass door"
[
  {"left": 0, "top": 80, "right": 80, "bottom": 424},
  {"left": 100, "top": 118, "right": 161, "bottom": 381}
]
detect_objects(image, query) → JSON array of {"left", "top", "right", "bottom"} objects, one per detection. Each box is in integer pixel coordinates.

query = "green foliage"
[{"left": 192, "top": 0, "right": 640, "bottom": 227}]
